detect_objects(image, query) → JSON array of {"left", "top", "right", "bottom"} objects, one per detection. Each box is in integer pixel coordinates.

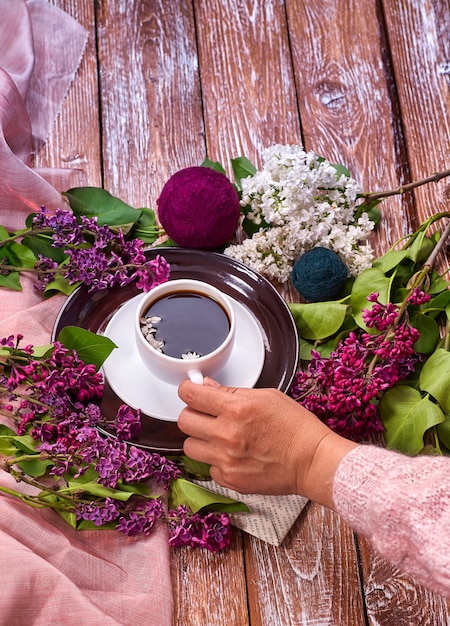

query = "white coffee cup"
[{"left": 135, "top": 278, "right": 236, "bottom": 385}]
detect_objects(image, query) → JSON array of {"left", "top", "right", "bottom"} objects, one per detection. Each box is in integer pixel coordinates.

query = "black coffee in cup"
[{"left": 142, "top": 290, "right": 230, "bottom": 358}]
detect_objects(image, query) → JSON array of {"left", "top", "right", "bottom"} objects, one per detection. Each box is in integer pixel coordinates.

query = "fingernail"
[{"left": 204, "top": 377, "right": 220, "bottom": 388}]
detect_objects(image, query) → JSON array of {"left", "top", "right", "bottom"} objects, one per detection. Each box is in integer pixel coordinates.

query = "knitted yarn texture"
[{"left": 157, "top": 166, "right": 241, "bottom": 249}]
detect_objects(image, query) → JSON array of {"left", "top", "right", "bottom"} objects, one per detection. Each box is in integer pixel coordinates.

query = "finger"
[
  {"left": 178, "top": 407, "right": 217, "bottom": 440},
  {"left": 203, "top": 377, "right": 220, "bottom": 388},
  {"left": 182, "top": 435, "right": 217, "bottom": 466},
  {"left": 178, "top": 379, "right": 238, "bottom": 416}
]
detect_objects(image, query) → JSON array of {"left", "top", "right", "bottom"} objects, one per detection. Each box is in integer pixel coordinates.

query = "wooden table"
[{"left": 36, "top": 1, "right": 449, "bottom": 624}]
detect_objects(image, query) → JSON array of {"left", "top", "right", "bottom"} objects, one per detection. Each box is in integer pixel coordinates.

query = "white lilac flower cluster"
[{"left": 224, "top": 144, "right": 375, "bottom": 283}]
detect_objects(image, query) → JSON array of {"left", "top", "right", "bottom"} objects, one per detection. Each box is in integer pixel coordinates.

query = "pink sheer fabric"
[
  {"left": 0, "top": 0, "right": 86, "bottom": 230},
  {"left": 0, "top": 3, "right": 173, "bottom": 624},
  {"left": 0, "top": 471, "right": 173, "bottom": 626},
  {"left": 333, "top": 445, "right": 450, "bottom": 598}
]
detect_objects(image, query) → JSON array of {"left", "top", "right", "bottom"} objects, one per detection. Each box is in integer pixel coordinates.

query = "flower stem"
[
  {"left": 0, "top": 227, "right": 38, "bottom": 246},
  {"left": 0, "top": 484, "right": 50, "bottom": 508},
  {"left": 359, "top": 169, "right": 450, "bottom": 206},
  {"left": 422, "top": 218, "right": 450, "bottom": 271}
]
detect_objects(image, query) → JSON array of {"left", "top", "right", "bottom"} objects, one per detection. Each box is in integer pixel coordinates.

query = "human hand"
[{"left": 177, "top": 379, "right": 357, "bottom": 508}]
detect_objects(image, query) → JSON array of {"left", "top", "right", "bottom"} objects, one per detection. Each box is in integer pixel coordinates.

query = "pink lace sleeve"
[{"left": 333, "top": 445, "right": 450, "bottom": 597}]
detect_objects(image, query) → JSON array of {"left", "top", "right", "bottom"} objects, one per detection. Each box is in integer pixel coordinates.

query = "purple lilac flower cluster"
[
  {"left": 1, "top": 337, "right": 231, "bottom": 549},
  {"left": 167, "top": 505, "right": 231, "bottom": 551},
  {"left": 290, "top": 292, "right": 422, "bottom": 441},
  {"left": 0, "top": 337, "right": 189, "bottom": 538},
  {"left": 76, "top": 496, "right": 166, "bottom": 537},
  {"left": 32, "top": 207, "right": 170, "bottom": 292}
]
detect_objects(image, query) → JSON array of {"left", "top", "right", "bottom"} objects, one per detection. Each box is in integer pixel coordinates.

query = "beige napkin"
[{"left": 196, "top": 479, "right": 308, "bottom": 545}]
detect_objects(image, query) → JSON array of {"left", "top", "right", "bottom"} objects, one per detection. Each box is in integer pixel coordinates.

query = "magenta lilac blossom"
[{"left": 290, "top": 294, "right": 422, "bottom": 441}]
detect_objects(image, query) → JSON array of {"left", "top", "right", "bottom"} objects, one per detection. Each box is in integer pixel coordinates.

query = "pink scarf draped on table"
[{"left": 0, "top": 2, "right": 173, "bottom": 624}]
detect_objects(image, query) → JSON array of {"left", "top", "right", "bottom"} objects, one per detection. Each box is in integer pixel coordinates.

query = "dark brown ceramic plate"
[{"left": 52, "top": 248, "right": 299, "bottom": 453}]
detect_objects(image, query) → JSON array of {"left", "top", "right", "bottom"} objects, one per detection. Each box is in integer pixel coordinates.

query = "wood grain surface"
[
  {"left": 32, "top": 0, "right": 101, "bottom": 188},
  {"left": 244, "top": 505, "right": 367, "bottom": 626},
  {"left": 34, "top": 1, "right": 450, "bottom": 625}
]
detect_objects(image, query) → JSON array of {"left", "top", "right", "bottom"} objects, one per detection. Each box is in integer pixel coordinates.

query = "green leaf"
[
  {"left": 0, "top": 271, "right": 21, "bottom": 290},
  {"left": 13, "top": 434, "right": 39, "bottom": 454},
  {"left": 56, "top": 507, "right": 78, "bottom": 529},
  {"left": 373, "top": 249, "right": 409, "bottom": 274},
  {"left": 7, "top": 434, "right": 53, "bottom": 477},
  {"left": 22, "top": 235, "right": 67, "bottom": 264},
  {"left": 63, "top": 187, "right": 142, "bottom": 233},
  {"left": 231, "top": 156, "right": 256, "bottom": 190},
  {"left": 330, "top": 162, "right": 351, "bottom": 180},
  {"left": 63, "top": 466, "right": 149, "bottom": 500},
  {"left": 178, "top": 456, "right": 212, "bottom": 480},
  {"left": 44, "top": 276, "right": 80, "bottom": 297},
  {"left": 429, "top": 274, "right": 450, "bottom": 295},
  {"left": 405, "top": 234, "right": 434, "bottom": 264},
  {"left": 423, "top": 291, "right": 450, "bottom": 314},
  {"left": 129, "top": 207, "right": 160, "bottom": 243},
  {"left": 18, "top": 457, "right": 53, "bottom": 478},
  {"left": 28, "top": 344, "right": 54, "bottom": 358},
  {"left": 36, "top": 494, "right": 79, "bottom": 528},
  {"left": 63, "top": 479, "right": 135, "bottom": 501},
  {"left": 0, "top": 424, "right": 18, "bottom": 456},
  {"left": 112, "top": 480, "right": 151, "bottom": 497},
  {"left": 76, "top": 518, "right": 117, "bottom": 531},
  {"left": 437, "top": 415, "right": 450, "bottom": 450},
  {"left": 380, "top": 386, "right": 445, "bottom": 454},
  {"left": 0, "top": 439, "right": 18, "bottom": 457},
  {"left": 241, "top": 217, "right": 266, "bottom": 236},
  {"left": 169, "top": 478, "right": 250, "bottom": 514},
  {"left": 409, "top": 313, "right": 440, "bottom": 354},
  {"left": 4, "top": 241, "right": 37, "bottom": 268},
  {"left": 0, "top": 225, "right": 10, "bottom": 240},
  {"left": 57, "top": 326, "right": 117, "bottom": 368},
  {"left": 289, "top": 302, "right": 347, "bottom": 340},
  {"left": 311, "top": 337, "right": 340, "bottom": 358},
  {"left": 201, "top": 157, "right": 226, "bottom": 176},
  {"left": 419, "top": 349, "right": 450, "bottom": 413},
  {"left": 299, "top": 338, "right": 316, "bottom": 360},
  {"left": 365, "top": 204, "right": 381, "bottom": 225},
  {"left": 351, "top": 267, "right": 392, "bottom": 329},
  {"left": 0, "top": 425, "right": 16, "bottom": 437}
]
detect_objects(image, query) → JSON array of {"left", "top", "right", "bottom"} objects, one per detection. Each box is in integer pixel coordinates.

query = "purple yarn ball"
[{"left": 157, "top": 166, "right": 241, "bottom": 249}]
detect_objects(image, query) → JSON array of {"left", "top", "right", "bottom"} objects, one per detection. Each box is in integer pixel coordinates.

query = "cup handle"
[{"left": 188, "top": 369, "right": 204, "bottom": 385}]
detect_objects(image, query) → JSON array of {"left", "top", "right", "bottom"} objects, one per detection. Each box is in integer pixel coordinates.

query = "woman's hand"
[{"left": 177, "top": 379, "right": 357, "bottom": 508}]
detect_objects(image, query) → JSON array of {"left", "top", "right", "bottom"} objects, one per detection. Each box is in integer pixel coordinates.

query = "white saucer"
[{"left": 102, "top": 292, "right": 265, "bottom": 421}]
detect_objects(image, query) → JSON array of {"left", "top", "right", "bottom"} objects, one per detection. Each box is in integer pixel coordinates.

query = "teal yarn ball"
[{"left": 291, "top": 247, "right": 348, "bottom": 302}]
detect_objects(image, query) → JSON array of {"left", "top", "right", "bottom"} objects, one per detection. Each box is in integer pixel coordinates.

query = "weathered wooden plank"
[
  {"left": 286, "top": 0, "right": 413, "bottom": 255},
  {"left": 95, "top": 0, "right": 205, "bottom": 210},
  {"left": 193, "top": 0, "right": 302, "bottom": 172},
  {"left": 283, "top": 0, "right": 450, "bottom": 622},
  {"left": 244, "top": 504, "right": 367, "bottom": 626},
  {"left": 195, "top": 2, "right": 367, "bottom": 624},
  {"left": 32, "top": 0, "right": 102, "bottom": 188},
  {"left": 94, "top": 4, "right": 250, "bottom": 625},
  {"left": 355, "top": 1, "right": 450, "bottom": 619},
  {"left": 170, "top": 528, "right": 249, "bottom": 626},
  {"left": 382, "top": 0, "right": 450, "bottom": 230},
  {"left": 358, "top": 535, "right": 450, "bottom": 626},
  {"left": 31, "top": 2, "right": 450, "bottom": 626}
]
